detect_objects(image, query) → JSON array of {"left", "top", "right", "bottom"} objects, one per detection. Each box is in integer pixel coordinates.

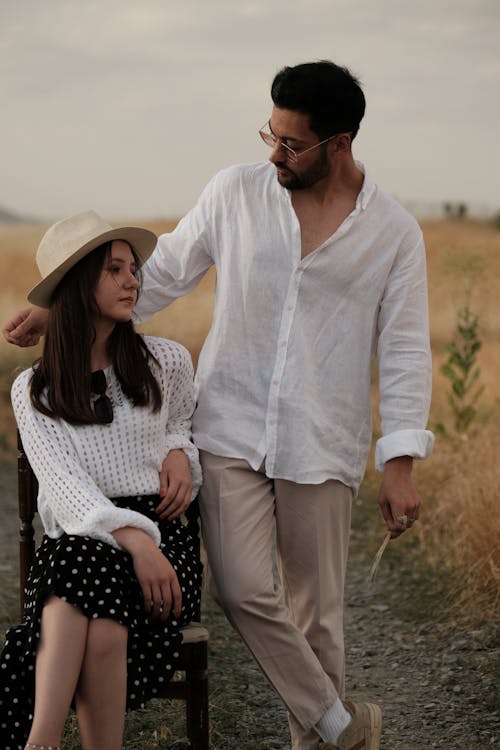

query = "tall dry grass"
[
  {"left": 379, "top": 218, "right": 500, "bottom": 624},
  {"left": 0, "top": 216, "right": 499, "bottom": 622},
  {"left": 414, "top": 421, "right": 500, "bottom": 623}
]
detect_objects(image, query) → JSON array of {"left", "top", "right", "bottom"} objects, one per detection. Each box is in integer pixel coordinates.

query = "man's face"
[{"left": 267, "top": 107, "right": 332, "bottom": 190}]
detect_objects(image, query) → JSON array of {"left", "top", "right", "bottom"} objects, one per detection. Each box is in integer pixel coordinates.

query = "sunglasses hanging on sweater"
[{"left": 90, "top": 370, "right": 113, "bottom": 424}]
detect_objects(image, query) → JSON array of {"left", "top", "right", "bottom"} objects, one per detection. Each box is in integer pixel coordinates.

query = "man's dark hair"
[{"left": 271, "top": 60, "right": 366, "bottom": 140}]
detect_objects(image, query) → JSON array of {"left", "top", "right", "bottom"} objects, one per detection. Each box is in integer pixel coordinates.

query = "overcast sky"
[{"left": 1, "top": 0, "right": 499, "bottom": 221}]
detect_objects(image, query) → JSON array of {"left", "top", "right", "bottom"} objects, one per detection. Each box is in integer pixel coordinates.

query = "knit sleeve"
[
  {"left": 11, "top": 370, "right": 161, "bottom": 549},
  {"left": 149, "top": 339, "right": 202, "bottom": 501}
]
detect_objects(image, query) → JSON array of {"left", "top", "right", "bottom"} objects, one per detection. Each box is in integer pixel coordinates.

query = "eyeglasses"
[
  {"left": 90, "top": 369, "right": 113, "bottom": 424},
  {"left": 258, "top": 121, "right": 340, "bottom": 163}
]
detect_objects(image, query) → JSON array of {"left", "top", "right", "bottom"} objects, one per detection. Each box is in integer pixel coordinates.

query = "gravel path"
[
  {"left": 1, "top": 462, "right": 498, "bottom": 749},
  {"left": 203, "top": 536, "right": 499, "bottom": 750},
  {"left": 343, "top": 561, "right": 499, "bottom": 749}
]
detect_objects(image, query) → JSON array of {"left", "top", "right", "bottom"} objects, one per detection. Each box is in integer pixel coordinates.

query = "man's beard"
[{"left": 275, "top": 147, "right": 330, "bottom": 190}]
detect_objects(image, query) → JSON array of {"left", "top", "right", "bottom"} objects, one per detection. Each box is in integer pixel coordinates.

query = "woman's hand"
[
  {"left": 156, "top": 449, "right": 192, "bottom": 521},
  {"left": 112, "top": 527, "right": 182, "bottom": 621},
  {"left": 2, "top": 306, "right": 49, "bottom": 346}
]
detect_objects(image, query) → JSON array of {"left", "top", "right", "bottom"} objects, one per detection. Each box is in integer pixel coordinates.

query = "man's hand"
[
  {"left": 3, "top": 306, "right": 49, "bottom": 347},
  {"left": 156, "top": 449, "right": 192, "bottom": 521},
  {"left": 378, "top": 455, "right": 421, "bottom": 538}
]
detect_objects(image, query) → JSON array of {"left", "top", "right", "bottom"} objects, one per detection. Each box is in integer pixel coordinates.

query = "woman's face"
[{"left": 93, "top": 240, "right": 139, "bottom": 326}]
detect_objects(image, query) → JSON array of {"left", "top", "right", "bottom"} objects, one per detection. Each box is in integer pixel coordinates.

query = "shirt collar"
[
  {"left": 355, "top": 161, "right": 377, "bottom": 211},
  {"left": 272, "top": 159, "right": 377, "bottom": 211}
]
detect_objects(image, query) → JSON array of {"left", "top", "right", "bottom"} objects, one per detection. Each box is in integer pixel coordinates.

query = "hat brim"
[{"left": 28, "top": 226, "right": 157, "bottom": 308}]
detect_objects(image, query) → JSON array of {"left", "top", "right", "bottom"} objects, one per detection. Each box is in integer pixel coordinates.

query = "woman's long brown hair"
[{"left": 30, "top": 242, "right": 162, "bottom": 424}]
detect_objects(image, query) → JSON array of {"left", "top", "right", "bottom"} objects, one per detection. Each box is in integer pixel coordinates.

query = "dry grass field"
[{"left": 0, "top": 216, "right": 499, "bottom": 625}]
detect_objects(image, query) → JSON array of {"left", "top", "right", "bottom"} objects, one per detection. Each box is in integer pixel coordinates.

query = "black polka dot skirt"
[{"left": 0, "top": 494, "right": 203, "bottom": 750}]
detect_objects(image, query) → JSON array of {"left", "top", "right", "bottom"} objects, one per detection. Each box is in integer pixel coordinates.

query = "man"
[{"left": 5, "top": 61, "right": 434, "bottom": 750}]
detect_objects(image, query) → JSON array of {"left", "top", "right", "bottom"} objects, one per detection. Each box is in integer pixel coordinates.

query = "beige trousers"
[{"left": 198, "top": 451, "right": 353, "bottom": 750}]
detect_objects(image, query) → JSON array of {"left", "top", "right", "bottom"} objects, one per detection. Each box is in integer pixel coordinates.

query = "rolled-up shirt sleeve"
[{"left": 375, "top": 232, "right": 434, "bottom": 470}]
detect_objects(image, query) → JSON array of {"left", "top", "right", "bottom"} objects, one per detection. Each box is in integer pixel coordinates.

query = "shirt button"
[
  {"left": 280, "top": 340, "right": 287, "bottom": 347},
  {"left": 296, "top": 267, "right": 303, "bottom": 273},
  {"left": 272, "top": 379, "right": 279, "bottom": 385},
  {"left": 288, "top": 305, "right": 294, "bottom": 311}
]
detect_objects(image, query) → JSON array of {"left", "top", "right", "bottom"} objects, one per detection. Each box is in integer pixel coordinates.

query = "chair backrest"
[{"left": 17, "top": 431, "right": 38, "bottom": 617}]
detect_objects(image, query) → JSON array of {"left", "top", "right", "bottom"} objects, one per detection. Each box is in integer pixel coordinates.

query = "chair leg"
[{"left": 186, "top": 666, "right": 209, "bottom": 750}]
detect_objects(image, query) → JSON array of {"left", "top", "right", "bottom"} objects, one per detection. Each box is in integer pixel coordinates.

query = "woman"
[{"left": 0, "top": 211, "right": 203, "bottom": 750}]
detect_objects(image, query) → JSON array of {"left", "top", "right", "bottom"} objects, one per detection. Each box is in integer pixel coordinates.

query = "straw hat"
[{"left": 28, "top": 210, "right": 158, "bottom": 308}]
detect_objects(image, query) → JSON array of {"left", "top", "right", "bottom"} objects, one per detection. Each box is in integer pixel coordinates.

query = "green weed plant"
[{"left": 441, "top": 304, "right": 484, "bottom": 435}]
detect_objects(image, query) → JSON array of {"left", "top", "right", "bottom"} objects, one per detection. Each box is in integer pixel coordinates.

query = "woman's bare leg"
[
  {"left": 75, "top": 618, "right": 128, "bottom": 750},
  {"left": 27, "top": 595, "right": 89, "bottom": 747}
]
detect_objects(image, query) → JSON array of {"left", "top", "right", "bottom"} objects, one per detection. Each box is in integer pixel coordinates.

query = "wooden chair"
[{"left": 17, "top": 431, "right": 209, "bottom": 750}]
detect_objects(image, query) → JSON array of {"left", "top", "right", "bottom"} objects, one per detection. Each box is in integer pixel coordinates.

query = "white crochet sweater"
[{"left": 11, "top": 337, "right": 202, "bottom": 550}]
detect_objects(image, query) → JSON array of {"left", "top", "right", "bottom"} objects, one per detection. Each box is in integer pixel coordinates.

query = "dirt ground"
[{"left": 1, "top": 462, "right": 498, "bottom": 750}]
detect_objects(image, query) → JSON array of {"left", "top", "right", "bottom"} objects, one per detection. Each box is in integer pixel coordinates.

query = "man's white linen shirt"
[
  {"left": 11, "top": 338, "right": 202, "bottom": 548},
  {"left": 135, "top": 161, "right": 434, "bottom": 494}
]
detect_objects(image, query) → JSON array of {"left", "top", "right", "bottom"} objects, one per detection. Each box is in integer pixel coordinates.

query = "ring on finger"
[{"left": 395, "top": 514, "right": 408, "bottom": 525}]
